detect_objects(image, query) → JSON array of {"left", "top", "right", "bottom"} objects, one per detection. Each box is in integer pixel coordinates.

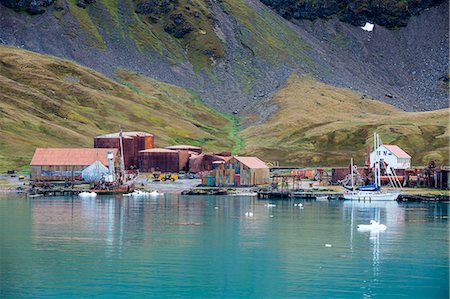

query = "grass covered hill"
[
  {"left": 0, "top": 46, "right": 237, "bottom": 172},
  {"left": 241, "top": 74, "right": 449, "bottom": 167}
]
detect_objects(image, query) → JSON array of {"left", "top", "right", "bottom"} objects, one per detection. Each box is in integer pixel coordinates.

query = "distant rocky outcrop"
[
  {"left": 0, "top": 0, "right": 55, "bottom": 14},
  {"left": 0, "top": 0, "right": 448, "bottom": 113},
  {"left": 260, "top": 0, "right": 446, "bottom": 27}
]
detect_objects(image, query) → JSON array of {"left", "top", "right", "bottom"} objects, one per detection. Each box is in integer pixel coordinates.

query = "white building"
[{"left": 370, "top": 145, "right": 411, "bottom": 169}]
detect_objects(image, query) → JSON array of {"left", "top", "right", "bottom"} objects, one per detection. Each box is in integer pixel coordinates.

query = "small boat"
[
  {"left": 79, "top": 191, "right": 97, "bottom": 198},
  {"left": 357, "top": 220, "right": 387, "bottom": 231},
  {"left": 344, "top": 190, "right": 401, "bottom": 201}
]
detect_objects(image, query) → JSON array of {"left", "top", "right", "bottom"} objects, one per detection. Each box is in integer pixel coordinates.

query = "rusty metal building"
[
  {"left": 94, "top": 132, "right": 154, "bottom": 169},
  {"left": 189, "top": 153, "right": 231, "bottom": 173},
  {"left": 165, "top": 145, "right": 202, "bottom": 155},
  {"left": 30, "top": 148, "right": 118, "bottom": 181},
  {"left": 138, "top": 148, "right": 184, "bottom": 173}
]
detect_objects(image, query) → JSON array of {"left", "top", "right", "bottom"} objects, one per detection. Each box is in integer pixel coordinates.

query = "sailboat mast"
[
  {"left": 377, "top": 133, "right": 381, "bottom": 187},
  {"left": 351, "top": 157, "right": 354, "bottom": 191},
  {"left": 119, "top": 127, "right": 125, "bottom": 182},
  {"left": 373, "top": 132, "right": 377, "bottom": 188}
]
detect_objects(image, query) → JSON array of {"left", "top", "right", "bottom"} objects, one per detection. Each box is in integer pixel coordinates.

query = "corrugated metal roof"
[
  {"left": 234, "top": 156, "right": 268, "bottom": 169},
  {"left": 220, "top": 156, "right": 232, "bottom": 162},
  {"left": 384, "top": 145, "right": 411, "bottom": 159},
  {"left": 95, "top": 132, "right": 154, "bottom": 139},
  {"left": 30, "top": 148, "right": 118, "bottom": 166},
  {"left": 166, "top": 145, "right": 202, "bottom": 150},
  {"left": 139, "top": 148, "right": 177, "bottom": 153}
]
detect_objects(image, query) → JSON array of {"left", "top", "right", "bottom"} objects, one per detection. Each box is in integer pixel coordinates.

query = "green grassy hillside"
[
  {"left": 0, "top": 46, "right": 235, "bottom": 172},
  {"left": 241, "top": 74, "right": 449, "bottom": 167}
]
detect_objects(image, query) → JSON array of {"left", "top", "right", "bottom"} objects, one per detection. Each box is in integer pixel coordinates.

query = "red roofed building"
[
  {"left": 370, "top": 144, "right": 411, "bottom": 169},
  {"left": 30, "top": 148, "right": 118, "bottom": 181},
  {"left": 212, "top": 156, "right": 269, "bottom": 186}
]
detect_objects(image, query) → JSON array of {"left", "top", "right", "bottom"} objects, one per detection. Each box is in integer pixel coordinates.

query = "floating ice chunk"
[
  {"left": 357, "top": 220, "right": 387, "bottom": 232},
  {"left": 361, "top": 22, "right": 374, "bottom": 32},
  {"left": 79, "top": 191, "right": 97, "bottom": 197}
]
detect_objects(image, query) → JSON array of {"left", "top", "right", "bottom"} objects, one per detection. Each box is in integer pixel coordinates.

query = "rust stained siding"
[
  {"left": 189, "top": 154, "right": 227, "bottom": 173},
  {"left": 94, "top": 132, "right": 154, "bottom": 169},
  {"left": 213, "top": 157, "right": 269, "bottom": 186},
  {"left": 166, "top": 145, "right": 202, "bottom": 154},
  {"left": 138, "top": 149, "right": 180, "bottom": 173},
  {"left": 178, "top": 150, "right": 190, "bottom": 172}
]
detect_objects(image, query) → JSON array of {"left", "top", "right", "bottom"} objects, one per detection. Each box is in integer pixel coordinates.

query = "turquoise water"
[{"left": 0, "top": 194, "right": 448, "bottom": 298}]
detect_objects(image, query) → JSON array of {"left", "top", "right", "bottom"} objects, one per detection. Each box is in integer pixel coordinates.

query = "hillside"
[
  {"left": 0, "top": 0, "right": 448, "bottom": 112},
  {"left": 241, "top": 74, "right": 449, "bottom": 167},
  {"left": 0, "top": 46, "right": 236, "bottom": 171},
  {"left": 0, "top": 47, "right": 448, "bottom": 171}
]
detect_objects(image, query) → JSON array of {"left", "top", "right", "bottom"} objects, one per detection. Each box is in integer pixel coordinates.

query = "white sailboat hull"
[{"left": 343, "top": 191, "right": 400, "bottom": 201}]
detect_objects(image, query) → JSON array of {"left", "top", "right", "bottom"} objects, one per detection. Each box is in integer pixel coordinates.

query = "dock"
[
  {"left": 257, "top": 190, "right": 449, "bottom": 201},
  {"left": 29, "top": 188, "right": 88, "bottom": 197},
  {"left": 257, "top": 190, "right": 342, "bottom": 199}
]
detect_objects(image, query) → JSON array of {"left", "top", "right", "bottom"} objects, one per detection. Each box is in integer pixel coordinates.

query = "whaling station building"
[
  {"left": 29, "top": 131, "right": 264, "bottom": 182},
  {"left": 30, "top": 148, "right": 118, "bottom": 181},
  {"left": 94, "top": 132, "right": 154, "bottom": 169},
  {"left": 203, "top": 156, "right": 270, "bottom": 187},
  {"left": 370, "top": 144, "right": 411, "bottom": 169}
]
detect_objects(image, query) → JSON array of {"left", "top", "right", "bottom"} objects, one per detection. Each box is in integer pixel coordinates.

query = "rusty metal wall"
[
  {"left": 178, "top": 150, "right": 190, "bottom": 172},
  {"left": 94, "top": 135, "right": 154, "bottom": 170},
  {"left": 138, "top": 151, "right": 180, "bottom": 173},
  {"left": 189, "top": 154, "right": 225, "bottom": 173}
]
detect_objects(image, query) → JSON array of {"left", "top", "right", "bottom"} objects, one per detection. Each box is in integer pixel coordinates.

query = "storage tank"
[
  {"left": 94, "top": 131, "right": 154, "bottom": 169},
  {"left": 139, "top": 148, "right": 180, "bottom": 173},
  {"left": 165, "top": 145, "right": 202, "bottom": 155}
]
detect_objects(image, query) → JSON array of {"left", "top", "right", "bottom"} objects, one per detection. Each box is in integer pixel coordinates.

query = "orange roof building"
[{"left": 30, "top": 148, "right": 118, "bottom": 181}]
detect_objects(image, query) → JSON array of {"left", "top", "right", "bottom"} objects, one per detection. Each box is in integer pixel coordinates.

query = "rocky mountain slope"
[
  {"left": 0, "top": 47, "right": 236, "bottom": 171},
  {"left": 0, "top": 0, "right": 448, "bottom": 112},
  {"left": 241, "top": 74, "right": 449, "bottom": 166},
  {"left": 0, "top": 47, "right": 447, "bottom": 171},
  {"left": 260, "top": 0, "right": 445, "bottom": 27}
]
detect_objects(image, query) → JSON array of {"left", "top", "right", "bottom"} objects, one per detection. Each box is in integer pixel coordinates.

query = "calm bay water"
[{"left": 0, "top": 194, "right": 448, "bottom": 298}]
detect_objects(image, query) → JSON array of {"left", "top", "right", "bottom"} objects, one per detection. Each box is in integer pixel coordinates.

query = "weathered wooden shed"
[
  {"left": 30, "top": 148, "right": 118, "bottom": 181},
  {"left": 94, "top": 131, "right": 154, "bottom": 169},
  {"left": 214, "top": 156, "right": 269, "bottom": 186}
]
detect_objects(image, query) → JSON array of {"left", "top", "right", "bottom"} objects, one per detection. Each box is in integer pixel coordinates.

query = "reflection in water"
[{"left": 0, "top": 195, "right": 447, "bottom": 298}]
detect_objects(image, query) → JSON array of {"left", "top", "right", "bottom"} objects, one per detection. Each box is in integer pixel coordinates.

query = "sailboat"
[{"left": 343, "top": 133, "right": 402, "bottom": 201}]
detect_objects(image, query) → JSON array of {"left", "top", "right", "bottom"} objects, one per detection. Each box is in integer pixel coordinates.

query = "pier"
[
  {"left": 28, "top": 188, "right": 88, "bottom": 197},
  {"left": 257, "top": 190, "right": 342, "bottom": 199}
]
